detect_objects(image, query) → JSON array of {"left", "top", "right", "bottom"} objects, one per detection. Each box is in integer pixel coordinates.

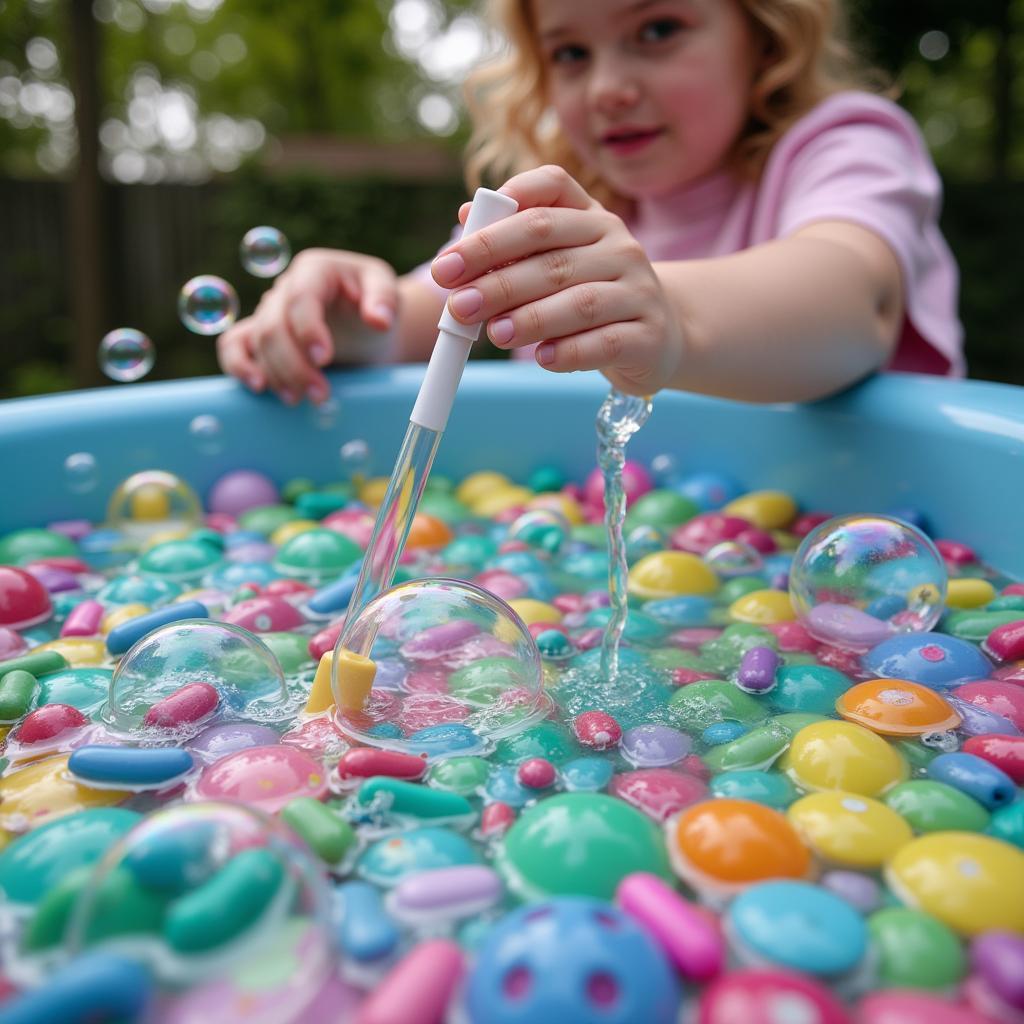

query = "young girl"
[{"left": 217, "top": 0, "right": 962, "bottom": 405}]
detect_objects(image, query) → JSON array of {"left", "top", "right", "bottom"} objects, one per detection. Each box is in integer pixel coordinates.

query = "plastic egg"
[
  {"left": 787, "top": 791, "right": 913, "bottom": 868},
  {"left": 885, "top": 832, "right": 1024, "bottom": 935},
  {"left": 781, "top": 720, "right": 908, "bottom": 796},
  {"left": 789, "top": 514, "right": 947, "bottom": 650},
  {"left": 627, "top": 552, "right": 718, "bottom": 599},
  {"left": 0, "top": 565, "right": 53, "bottom": 629},
  {"left": 668, "top": 799, "right": 811, "bottom": 897},
  {"left": 835, "top": 678, "right": 961, "bottom": 736},
  {"left": 332, "top": 578, "right": 548, "bottom": 754}
]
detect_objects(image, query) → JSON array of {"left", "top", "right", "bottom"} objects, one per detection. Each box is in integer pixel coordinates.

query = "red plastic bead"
[
  {"left": 0, "top": 566, "right": 52, "bottom": 630},
  {"left": 143, "top": 682, "right": 219, "bottom": 729},
  {"left": 480, "top": 801, "right": 515, "bottom": 837},
  {"left": 15, "top": 703, "right": 88, "bottom": 744},
  {"left": 337, "top": 748, "right": 428, "bottom": 781},
  {"left": 573, "top": 710, "right": 623, "bottom": 751},
  {"left": 962, "top": 734, "right": 1024, "bottom": 784},
  {"left": 309, "top": 619, "right": 345, "bottom": 660},
  {"left": 517, "top": 757, "right": 556, "bottom": 789},
  {"left": 985, "top": 620, "right": 1024, "bottom": 663},
  {"left": 936, "top": 539, "right": 978, "bottom": 566}
]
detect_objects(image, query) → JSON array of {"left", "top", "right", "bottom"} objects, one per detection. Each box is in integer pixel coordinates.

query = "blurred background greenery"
[{"left": 0, "top": 0, "right": 1021, "bottom": 398}]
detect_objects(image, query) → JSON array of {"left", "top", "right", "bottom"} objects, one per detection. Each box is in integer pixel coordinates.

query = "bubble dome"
[
  {"left": 104, "top": 620, "right": 289, "bottom": 736},
  {"left": 507, "top": 508, "right": 571, "bottom": 555},
  {"left": 106, "top": 470, "right": 203, "bottom": 544},
  {"left": 789, "top": 513, "right": 948, "bottom": 651},
  {"left": 331, "top": 578, "right": 549, "bottom": 755},
  {"left": 65, "top": 801, "right": 335, "bottom": 1018}
]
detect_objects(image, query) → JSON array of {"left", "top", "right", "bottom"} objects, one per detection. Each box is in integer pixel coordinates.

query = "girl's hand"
[
  {"left": 217, "top": 249, "right": 398, "bottom": 405},
  {"left": 430, "top": 165, "right": 687, "bottom": 396}
]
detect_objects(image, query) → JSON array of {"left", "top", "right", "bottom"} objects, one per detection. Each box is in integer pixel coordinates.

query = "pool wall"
[{"left": 1, "top": 365, "right": 1021, "bottom": 577}]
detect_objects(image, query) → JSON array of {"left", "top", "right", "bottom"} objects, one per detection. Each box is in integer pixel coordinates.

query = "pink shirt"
[{"left": 414, "top": 91, "right": 963, "bottom": 376}]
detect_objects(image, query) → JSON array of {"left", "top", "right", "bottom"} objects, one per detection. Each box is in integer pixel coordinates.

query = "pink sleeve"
[
  {"left": 756, "top": 93, "right": 964, "bottom": 376},
  {"left": 407, "top": 224, "right": 464, "bottom": 304}
]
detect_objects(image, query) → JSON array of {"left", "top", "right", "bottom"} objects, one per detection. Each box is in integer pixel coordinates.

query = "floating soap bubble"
[
  {"left": 789, "top": 514, "right": 947, "bottom": 651},
  {"left": 65, "top": 801, "right": 335, "bottom": 1015},
  {"left": 240, "top": 226, "right": 291, "bottom": 278},
  {"left": 103, "top": 620, "right": 289, "bottom": 736},
  {"left": 98, "top": 328, "right": 155, "bottom": 382},
  {"left": 339, "top": 439, "right": 370, "bottom": 481},
  {"left": 189, "top": 414, "right": 224, "bottom": 456},
  {"left": 508, "top": 508, "right": 570, "bottom": 555},
  {"left": 650, "top": 452, "right": 679, "bottom": 487},
  {"left": 332, "top": 578, "right": 549, "bottom": 754},
  {"left": 107, "top": 470, "right": 203, "bottom": 544},
  {"left": 178, "top": 275, "right": 240, "bottom": 336},
  {"left": 64, "top": 452, "right": 98, "bottom": 495},
  {"left": 704, "top": 539, "right": 763, "bottom": 578}
]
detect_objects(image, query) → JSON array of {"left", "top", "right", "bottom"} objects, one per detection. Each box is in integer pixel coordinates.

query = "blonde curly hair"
[{"left": 463, "top": 0, "right": 891, "bottom": 209}]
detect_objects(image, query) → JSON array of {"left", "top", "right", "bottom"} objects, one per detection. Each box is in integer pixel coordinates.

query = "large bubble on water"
[
  {"left": 98, "top": 328, "right": 155, "bottom": 383},
  {"left": 331, "top": 578, "right": 549, "bottom": 755},
  {"left": 107, "top": 470, "right": 203, "bottom": 545},
  {"left": 789, "top": 514, "right": 947, "bottom": 652},
  {"left": 65, "top": 801, "right": 335, "bottom": 1020},
  {"left": 104, "top": 620, "right": 289, "bottom": 736}
]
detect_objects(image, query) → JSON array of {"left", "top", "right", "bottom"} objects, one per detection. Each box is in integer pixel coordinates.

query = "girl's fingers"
[
  {"left": 534, "top": 320, "right": 654, "bottom": 377},
  {"left": 285, "top": 292, "right": 334, "bottom": 367},
  {"left": 217, "top": 320, "right": 264, "bottom": 391},
  {"left": 498, "top": 165, "right": 597, "bottom": 213},
  {"left": 484, "top": 278, "right": 639, "bottom": 351},
  {"left": 432, "top": 207, "right": 608, "bottom": 291},
  {"left": 355, "top": 261, "right": 399, "bottom": 330}
]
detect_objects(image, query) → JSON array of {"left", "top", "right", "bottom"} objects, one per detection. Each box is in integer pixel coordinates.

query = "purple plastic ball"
[{"left": 207, "top": 470, "right": 280, "bottom": 517}]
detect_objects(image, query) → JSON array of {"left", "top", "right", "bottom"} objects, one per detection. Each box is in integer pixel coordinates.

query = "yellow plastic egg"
[
  {"left": 526, "top": 492, "right": 584, "bottom": 526},
  {"left": 140, "top": 527, "right": 191, "bottom": 551},
  {"left": 358, "top": 476, "right": 392, "bottom": 508},
  {"left": 885, "top": 832, "right": 1024, "bottom": 936},
  {"left": 455, "top": 471, "right": 513, "bottom": 507},
  {"left": 507, "top": 599, "right": 563, "bottom": 626},
  {"left": 723, "top": 490, "right": 797, "bottom": 530},
  {"left": 729, "top": 589, "right": 796, "bottom": 624},
  {"left": 129, "top": 483, "right": 172, "bottom": 521},
  {"left": 0, "top": 756, "right": 129, "bottom": 831},
  {"left": 33, "top": 637, "right": 107, "bottom": 668},
  {"left": 627, "top": 552, "right": 718, "bottom": 600},
  {"left": 836, "top": 678, "right": 961, "bottom": 737},
  {"left": 101, "top": 603, "right": 150, "bottom": 634},
  {"left": 270, "top": 519, "right": 319, "bottom": 547},
  {"left": 788, "top": 791, "right": 913, "bottom": 868},
  {"left": 471, "top": 486, "right": 534, "bottom": 517},
  {"left": 781, "top": 720, "right": 907, "bottom": 796},
  {"left": 945, "top": 578, "right": 997, "bottom": 609}
]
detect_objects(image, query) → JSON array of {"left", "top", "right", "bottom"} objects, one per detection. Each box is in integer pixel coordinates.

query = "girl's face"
[{"left": 532, "top": 0, "right": 762, "bottom": 198}]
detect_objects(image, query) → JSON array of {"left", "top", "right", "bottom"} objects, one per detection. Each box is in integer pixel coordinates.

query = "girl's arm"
[
  {"left": 393, "top": 274, "right": 448, "bottom": 362},
  {"left": 655, "top": 220, "right": 904, "bottom": 403}
]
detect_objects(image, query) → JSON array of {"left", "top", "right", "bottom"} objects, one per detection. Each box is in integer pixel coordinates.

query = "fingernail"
[
  {"left": 246, "top": 374, "right": 261, "bottom": 390},
  {"left": 489, "top": 317, "right": 514, "bottom": 346},
  {"left": 370, "top": 303, "right": 394, "bottom": 327},
  {"left": 538, "top": 343, "right": 555, "bottom": 366},
  {"left": 449, "top": 287, "right": 482, "bottom": 319},
  {"left": 432, "top": 251, "right": 465, "bottom": 284},
  {"left": 307, "top": 383, "right": 327, "bottom": 403},
  {"left": 281, "top": 390, "right": 296, "bottom": 405},
  {"left": 311, "top": 344, "right": 330, "bottom": 363}
]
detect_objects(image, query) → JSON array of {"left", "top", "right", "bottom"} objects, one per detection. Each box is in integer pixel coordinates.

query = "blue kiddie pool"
[{"left": 0, "top": 363, "right": 1022, "bottom": 1024}]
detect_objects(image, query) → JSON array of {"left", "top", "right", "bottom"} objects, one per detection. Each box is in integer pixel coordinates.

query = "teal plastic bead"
[
  {"left": 274, "top": 529, "right": 362, "bottom": 582},
  {"left": 138, "top": 539, "right": 222, "bottom": 580},
  {"left": 986, "top": 800, "right": 1024, "bottom": 848},
  {"left": 356, "top": 777, "right": 475, "bottom": 822},
  {"left": 583, "top": 607, "right": 666, "bottom": 644},
  {"left": 442, "top": 536, "right": 498, "bottom": 571},
  {"left": 427, "top": 756, "right": 490, "bottom": 796},
  {"left": 295, "top": 491, "right": 349, "bottom": 519},
  {"left": 986, "top": 594, "right": 1024, "bottom": 612},
  {"left": 418, "top": 492, "right": 473, "bottom": 523},
  {"left": 710, "top": 769, "right": 799, "bottom": 808},
  {"left": 493, "top": 722, "right": 579, "bottom": 765},
  {"left": 942, "top": 609, "right": 1023, "bottom": 643},
  {"left": 188, "top": 528, "right": 225, "bottom": 550},
  {"left": 536, "top": 629, "right": 574, "bottom": 660},
  {"left": 527, "top": 465, "right": 566, "bottom": 492},
  {"left": 358, "top": 828, "right": 480, "bottom": 887},
  {"left": 164, "top": 848, "right": 284, "bottom": 953},
  {"left": 560, "top": 757, "right": 614, "bottom": 792},
  {"left": 98, "top": 575, "right": 182, "bottom": 606},
  {"left": 772, "top": 664, "right": 852, "bottom": 715},
  {"left": 0, "top": 809, "right": 143, "bottom": 905}
]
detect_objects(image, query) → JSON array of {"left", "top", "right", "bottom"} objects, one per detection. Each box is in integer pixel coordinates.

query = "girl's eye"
[
  {"left": 638, "top": 17, "right": 683, "bottom": 43},
  {"left": 549, "top": 43, "right": 588, "bottom": 65}
]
